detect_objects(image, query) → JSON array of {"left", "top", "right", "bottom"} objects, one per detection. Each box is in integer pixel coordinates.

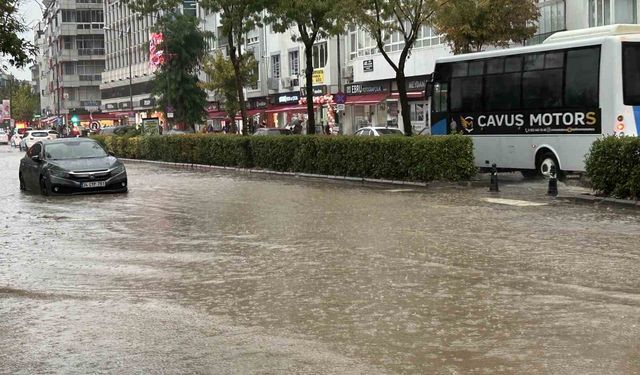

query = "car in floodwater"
[
  {"left": 19, "top": 138, "right": 128, "bottom": 195},
  {"left": 20, "top": 130, "right": 51, "bottom": 151}
]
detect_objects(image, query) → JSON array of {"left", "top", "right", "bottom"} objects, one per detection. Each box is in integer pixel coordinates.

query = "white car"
[
  {"left": 0, "top": 129, "right": 8, "bottom": 144},
  {"left": 10, "top": 132, "right": 23, "bottom": 148},
  {"left": 20, "top": 130, "right": 51, "bottom": 151},
  {"left": 354, "top": 126, "right": 404, "bottom": 136}
]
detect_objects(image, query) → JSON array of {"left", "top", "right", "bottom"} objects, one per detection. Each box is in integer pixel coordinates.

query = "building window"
[
  {"left": 62, "top": 36, "right": 73, "bottom": 50},
  {"left": 590, "top": 0, "right": 637, "bottom": 26},
  {"left": 182, "top": 0, "right": 197, "bottom": 17},
  {"left": 271, "top": 54, "right": 280, "bottom": 79},
  {"left": 526, "top": 1, "right": 566, "bottom": 45},
  {"left": 288, "top": 50, "right": 299, "bottom": 76},
  {"left": 61, "top": 9, "right": 76, "bottom": 23},
  {"left": 312, "top": 42, "right": 327, "bottom": 69}
]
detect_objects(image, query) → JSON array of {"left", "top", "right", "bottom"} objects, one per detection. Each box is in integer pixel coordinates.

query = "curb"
[
  {"left": 557, "top": 195, "right": 640, "bottom": 210},
  {"left": 119, "top": 158, "right": 443, "bottom": 189}
]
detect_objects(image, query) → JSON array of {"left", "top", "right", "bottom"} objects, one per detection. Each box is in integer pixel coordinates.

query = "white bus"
[{"left": 427, "top": 24, "right": 640, "bottom": 176}]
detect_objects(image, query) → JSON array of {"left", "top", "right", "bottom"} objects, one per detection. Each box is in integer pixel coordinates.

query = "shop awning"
[
  {"left": 265, "top": 104, "right": 318, "bottom": 113},
  {"left": 208, "top": 111, "right": 228, "bottom": 119},
  {"left": 345, "top": 94, "right": 388, "bottom": 105},
  {"left": 40, "top": 116, "right": 58, "bottom": 125},
  {"left": 388, "top": 91, "right": 425, "bottom": 100}
]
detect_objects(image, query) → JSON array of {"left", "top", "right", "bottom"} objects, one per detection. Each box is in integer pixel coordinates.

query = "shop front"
[
  {"left": 343, "top": 80, "right": 391, "bottom": 134},
  {"left": 387, "top": 75, "right": 430, "bottom": 134}
]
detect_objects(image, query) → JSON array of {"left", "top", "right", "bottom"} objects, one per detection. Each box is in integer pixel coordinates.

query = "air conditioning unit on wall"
[
  {"left": 342, "top": 66, "right": 354, "bottom": 79},
  {"left": 267, "top": 78, "right": 279, "bottom": 90}
]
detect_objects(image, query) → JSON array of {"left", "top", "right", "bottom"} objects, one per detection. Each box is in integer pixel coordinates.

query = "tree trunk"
[
  {"left": 304, "top": 44, "right": 315, "bottom": 135},
  {"left": 228, "top": 29, "right": 248, "bottom": 135},
  {"left": 396, "top": 70, "right": 412, "bottom": 136}
]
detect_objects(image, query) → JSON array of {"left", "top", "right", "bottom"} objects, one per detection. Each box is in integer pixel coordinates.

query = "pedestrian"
[
  {"left": 260, "top": 120, "right": 266, "bottom": 128},
  {"left": 324, "top": 124, "right": 331, "bottom": 135}
]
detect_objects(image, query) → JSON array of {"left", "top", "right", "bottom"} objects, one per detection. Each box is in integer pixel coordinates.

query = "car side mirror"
[
  {"left": 31, "top": 154, "right": 41, "bottom": 162},
  {"left": 425, "top": 82, "right": 434, "bottom": 99}
]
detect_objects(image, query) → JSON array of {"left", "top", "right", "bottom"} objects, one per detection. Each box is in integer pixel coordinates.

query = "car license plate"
[{"left": 82, "top": 181, "right": 106, "bottom": 188}]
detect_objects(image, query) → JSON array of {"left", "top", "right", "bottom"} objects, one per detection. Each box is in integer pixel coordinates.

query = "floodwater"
[{"left": 1, "top": 145, "right": 639, "bottom": 374}]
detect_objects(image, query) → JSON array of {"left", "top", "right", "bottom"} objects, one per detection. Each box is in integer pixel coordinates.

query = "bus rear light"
[{"left": 616, "top": 123, "right": 625, "bottom": 131}]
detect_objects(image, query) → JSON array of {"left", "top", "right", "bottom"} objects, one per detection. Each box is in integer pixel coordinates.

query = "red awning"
[
  {"left": 208, "top": 111, "right": 228, "bottom": 119},
  {"left": 345, "top": 94, "right": 388, "bottom": 105},
  {"left": 265, "top": 104, "right": 318, "bottom": 114},
  {"left": 40, "top": 117, "right": 58, "bottom": 125},
  {"left": 388, "top": 91, "right": 425, "bottom": 100},
  {"left": 246, "top": 109, "right": 265, "bottom": 116}
]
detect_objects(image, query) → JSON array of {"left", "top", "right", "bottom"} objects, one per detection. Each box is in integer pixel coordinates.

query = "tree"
[
  {"left": 10, "top": 81, "right": 39, "bottom": 121},
  {"left": 0, "top": 0, "right": 37, "bottom": 70},
  {"left": 268, "top": 1, "right": 350, "bottom": 134},
  {"left": 199, "top": 0, "right": 266, "bottom": 135},
  {"left": 354, "top": 0, "right": 442, "bottom": 136},
  {"left": 202, "top": 51, "right": 258, "bottom": 131},
  {"left": 434, "top": 0, "right": 539, "bottom": 54},
  {"left": 152, "top": 14, "right": 208, "bottom": 131}
]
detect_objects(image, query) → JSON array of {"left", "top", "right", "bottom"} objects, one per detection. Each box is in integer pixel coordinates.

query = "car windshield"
[
  {"left": 31, "top": 132, "right": 49, "bottom": 137},
  {"left": 45, "top": 141, "right": 108, "bottom": 160},
  {"left": 376, "top": 128, "right": 403, "bottom": 135}
]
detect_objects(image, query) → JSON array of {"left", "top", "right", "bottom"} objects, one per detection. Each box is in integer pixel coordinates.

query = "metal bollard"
[
  {"left": 489, "top": 163, "right": 499, "bottom": 192},
  {"left": 547, "top": 165, "right": 558, "bottom": 197}
]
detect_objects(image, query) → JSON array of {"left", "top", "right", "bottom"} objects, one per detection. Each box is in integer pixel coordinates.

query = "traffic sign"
[
  {"left": 90, "top": 121, "right": 101, "bottom": 131},
  {"left": 336, "top": 104, "right": 345, "bottom": 111}
]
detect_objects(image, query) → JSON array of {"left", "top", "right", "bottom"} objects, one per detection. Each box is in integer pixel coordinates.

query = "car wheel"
[
  {"left": 537, "top": 152, "right": 560, "bottom": 178},
  {"left": 39, "top": 176, "right": 50, "bottom": 196},
  {"left": 19, "top": 173, "right": 26, "bottom": 191}
]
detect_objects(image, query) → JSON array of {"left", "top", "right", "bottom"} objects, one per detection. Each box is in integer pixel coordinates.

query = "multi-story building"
[{"left": 34, "top": 0, "right": 106, "bottom": 127}]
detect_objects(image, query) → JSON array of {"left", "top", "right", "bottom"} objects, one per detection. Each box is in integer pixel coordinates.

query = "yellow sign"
[{"left": 312, "top": 69, "right": 324, "bottom": 85}]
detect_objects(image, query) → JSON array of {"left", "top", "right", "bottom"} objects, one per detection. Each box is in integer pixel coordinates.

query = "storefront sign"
[
  {"left": 271, "top": 92, "right": 300, "bottom": 105},
  {"left": 139, "top": 98, "right": 156, "bottom": 107},
  {"left": 345, "top": 81, "right": 390, "bottom": 95},
  {"left": 247, "top": 97, "right": 269, "bottom": 110},
  {"left": 363, "top": 59, "right": 374, "bottom": 73},
  {"left": 405, "top": 75, "right": 431, "bottom": 92},
  {"left": 300, "top": 85, "right": 327, "bottom": 96},
  {"left": 452, "top": 109, "right": 601, "bottom": 135},
  {"left": 312, "top": 69, "right": 325, "bottom": 85},
  {"left": 119, "top": 102, "right": 132, "bottom": 109},
  {"left": 104, "top": 103, "right": 117, "bottom": 111}
]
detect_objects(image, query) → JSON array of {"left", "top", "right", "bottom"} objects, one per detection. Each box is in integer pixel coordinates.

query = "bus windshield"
[{"left": 623, "top": 42, "right": 640, "bottom": 105}]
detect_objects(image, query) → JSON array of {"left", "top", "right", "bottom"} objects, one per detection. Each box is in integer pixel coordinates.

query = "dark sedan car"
[{"left": 19, "top": 138, "right": 128, "bottom": 195}]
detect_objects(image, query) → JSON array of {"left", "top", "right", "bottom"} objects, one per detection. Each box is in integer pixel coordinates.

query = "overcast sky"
[{"left": 7, "top": 0, "right": 44, "bottom": 81}]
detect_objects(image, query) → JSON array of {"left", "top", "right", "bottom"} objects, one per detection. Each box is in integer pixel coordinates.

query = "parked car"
[
  {"left": 10, "top": 132, "right": 23, "bottom": 148},
  {"left": 47, "top": 129, "right": 59, "bottom": 139},
  {"left": 164, "top": 128, "right": 195, "bottom": 135},
  {"left": 253, "top": 128, "right": 292, "bottom": 136},
  {"left": 20, "top": 130, "right": 51, "bottom": 151},
  {"left": 0, "top": 129, "right": 8, "bottom": 144},
  {"left": 354, "top": 127, "right": 404, "bottom": 136},
  {"left": 19, "top": 138, "right": 128, "bottom": 195},
  {"left": 100, "top": 125, "right": 135, "bottom": 136}
]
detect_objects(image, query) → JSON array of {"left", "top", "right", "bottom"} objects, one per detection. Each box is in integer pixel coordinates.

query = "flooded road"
[{"left": 1, "top": 145, "right": 639, "bottom": 374}]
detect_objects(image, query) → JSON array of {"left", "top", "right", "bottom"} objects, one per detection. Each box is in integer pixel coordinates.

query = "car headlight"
[
  {"left": 111, "top": 164, "right": 126, "bottom": 175},
  {"left": 49, "top": 166, "right": 69, "bottom": 178}
]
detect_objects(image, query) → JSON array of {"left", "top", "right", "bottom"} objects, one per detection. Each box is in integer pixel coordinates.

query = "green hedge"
[
  {"left": 585, "top": 136, "right": 640, "bottom": 199},
  {"left": 92, "top": 134, "right": 476, "bottom": 182}
]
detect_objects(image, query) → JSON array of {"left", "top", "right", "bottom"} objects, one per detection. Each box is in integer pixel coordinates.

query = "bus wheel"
[{"left": 537, "top": 152, "right": 559, "bottom": 178}]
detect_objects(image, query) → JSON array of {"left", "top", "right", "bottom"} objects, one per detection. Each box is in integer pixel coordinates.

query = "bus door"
[{"left": 429, "top": 81, "right": 450, "bottom": 135}]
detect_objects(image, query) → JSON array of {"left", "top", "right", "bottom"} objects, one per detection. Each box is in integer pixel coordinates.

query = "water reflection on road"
[{"left": 1, "top": 146, "right": 639, "bottom": 374}]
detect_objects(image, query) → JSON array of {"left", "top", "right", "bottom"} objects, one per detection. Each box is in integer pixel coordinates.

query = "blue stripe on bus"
[
  {"left": 431, "top": 119, "right": 447, "bottom": 135},
  {"left": 634, "top": 107, "right": 640, "bottom": 135}
]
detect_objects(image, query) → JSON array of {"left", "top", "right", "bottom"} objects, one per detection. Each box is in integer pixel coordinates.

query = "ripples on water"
[{"left": 1, "top": 148, "right": 640, "bottom": 374}]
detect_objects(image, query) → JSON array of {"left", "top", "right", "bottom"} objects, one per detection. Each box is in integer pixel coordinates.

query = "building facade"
[
  {"left": 34, "top": 0, "right": 106, "bottom": 126},
  {"left": 31, "top": 1, "right": 640, "bottom": 132}
]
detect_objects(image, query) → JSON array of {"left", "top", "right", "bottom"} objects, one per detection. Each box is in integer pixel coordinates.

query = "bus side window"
[{"left": 433, "top": 83, "right": 448, "bottom": 113}]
